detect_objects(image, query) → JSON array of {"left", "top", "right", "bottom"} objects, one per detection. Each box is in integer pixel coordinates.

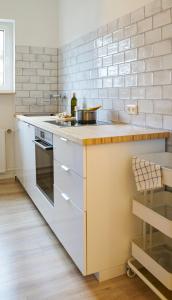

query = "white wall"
[
  {"left": 57, "top": 0, "right": 151, "bottom": 46},
  {"left": 0, "top": 0, "right": 58, "bottom": 47},
  {"left": 0, "top": 0, "right": 58, "bottom": 178}
]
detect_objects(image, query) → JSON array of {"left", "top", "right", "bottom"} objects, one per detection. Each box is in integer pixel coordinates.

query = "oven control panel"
[{"left": 35, "top": 127, "right": 53, "bottom": 145}]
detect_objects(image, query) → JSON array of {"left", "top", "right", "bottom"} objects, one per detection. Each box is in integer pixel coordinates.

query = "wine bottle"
[{"left": 71, "top": 93, "right": 77, "bottom": 117}]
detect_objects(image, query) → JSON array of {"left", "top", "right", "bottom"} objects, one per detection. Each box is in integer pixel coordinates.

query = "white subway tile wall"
[
  {"left": 15, "top": 46, "right": 58, "bottom": 113},
  {"left": 15, "top": 1, "right": 172, "bottom": 149},
  {"left": 56, "top": 0, "right": 172, "bottom": 147}
]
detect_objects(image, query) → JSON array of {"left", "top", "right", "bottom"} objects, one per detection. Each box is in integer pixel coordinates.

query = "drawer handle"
[
  {"left": 61, "top": 192, "right": 70, "bottom": 201},
  {"left": 60, "top": 137, "right": 68, "bottom": 142},
  {"left": 61, "top": 164, "right": 70, "bottom": 172}
]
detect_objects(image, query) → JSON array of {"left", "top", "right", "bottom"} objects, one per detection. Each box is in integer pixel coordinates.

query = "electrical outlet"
[{"left": 126, "top": 104, "right": 138, "bottom": 115}]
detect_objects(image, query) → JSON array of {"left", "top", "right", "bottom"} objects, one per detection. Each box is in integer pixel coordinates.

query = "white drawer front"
[
  {"left": 54, "top": 160, "right": 85, "bottom": 211},
  {"left": 53, "top": 186, "right": 86, "bottom": 274},
  {"left": 32, "top": 186, "right": 54, "bottom": 228},
  {"left": 53, "top": 135, "right": 85, "bottom": 177}
]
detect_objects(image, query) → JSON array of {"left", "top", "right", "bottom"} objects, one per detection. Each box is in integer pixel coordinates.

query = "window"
[
  {"left": 0, "top": 20, "right": 15, "bottom": 93},
  {"left": 0, "top": 30, "right": 4, "bottom": 85}
]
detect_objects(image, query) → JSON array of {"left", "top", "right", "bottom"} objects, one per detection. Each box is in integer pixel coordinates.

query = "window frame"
[{"left": 0, "top": 19, "right": 15, "bottom": 94}]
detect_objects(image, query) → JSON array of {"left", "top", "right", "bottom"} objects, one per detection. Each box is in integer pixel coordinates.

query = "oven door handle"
[{"left": 33, "top": 140, "right": 53, "bottom": 151}]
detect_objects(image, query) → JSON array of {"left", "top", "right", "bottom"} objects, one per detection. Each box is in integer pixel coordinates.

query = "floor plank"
[{"left": 0, "top": 180, "right": 158, "bottom": 300}]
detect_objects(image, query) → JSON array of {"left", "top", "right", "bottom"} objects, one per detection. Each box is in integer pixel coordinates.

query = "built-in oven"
[{"left": 33, "top": 128, "right": 54, "bottom": 205}]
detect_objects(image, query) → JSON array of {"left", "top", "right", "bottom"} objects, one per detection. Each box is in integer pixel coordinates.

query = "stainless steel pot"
[{"left": 76, "top": 109, "right": 97, "bottom": 124}]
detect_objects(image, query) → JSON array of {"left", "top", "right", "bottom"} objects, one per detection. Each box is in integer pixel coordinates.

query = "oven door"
[{"left": 34, "top": 139, "right": 54, "bottom": 205}]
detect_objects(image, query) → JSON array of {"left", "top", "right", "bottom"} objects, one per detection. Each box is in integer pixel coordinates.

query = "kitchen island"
[{"left": 15, "top": 115, "right": 169, "bottom": 281}]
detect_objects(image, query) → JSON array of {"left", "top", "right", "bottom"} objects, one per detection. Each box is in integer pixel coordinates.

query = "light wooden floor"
[{"left": 0, "top": 180, "right": 158, "bottom": 300}]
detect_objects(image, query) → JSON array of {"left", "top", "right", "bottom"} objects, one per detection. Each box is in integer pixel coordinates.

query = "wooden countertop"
[{"left": 16, "top": 115, "right": 170, "bottom": 145}]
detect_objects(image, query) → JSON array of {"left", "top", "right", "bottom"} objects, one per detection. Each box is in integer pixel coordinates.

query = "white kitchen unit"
[
  {"left": 52, "top": 133, "right": 167, "bottom": 280},
  {"left": 15, "top": 120, "right": 54, "bottom": 228},
  {"left": 15, "top": 120, "right": 36, "bottom": 196},
  {"left": 15, "top": 120, "right": 24, "bottom": 184},
  {"left": 15, "top": 116, "right": 169, "bottom": 281},
  {"left": 53, "top": 136, "right": 87, "bottom": 273}
]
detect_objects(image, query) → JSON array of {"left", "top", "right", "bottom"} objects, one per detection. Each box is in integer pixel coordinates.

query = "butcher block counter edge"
[{"left": 16, "top": 115, "right": 170, "bottom": 145}]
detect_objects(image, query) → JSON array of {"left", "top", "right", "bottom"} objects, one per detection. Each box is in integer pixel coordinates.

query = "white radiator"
[{"left": 0, "top": 129, "right": 6, "bottom": 173}]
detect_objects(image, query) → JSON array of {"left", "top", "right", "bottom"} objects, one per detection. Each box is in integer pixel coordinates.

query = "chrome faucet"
[{"left": 50, "top": 94, "right": 61, "bottom": 99}]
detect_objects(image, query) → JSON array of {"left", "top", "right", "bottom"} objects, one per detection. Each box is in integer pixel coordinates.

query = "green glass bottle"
[{"left": 71, "top": 93, "right": 77, "bottom": 117}]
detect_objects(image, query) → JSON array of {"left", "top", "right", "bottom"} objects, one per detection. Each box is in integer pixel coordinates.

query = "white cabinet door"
[
  {"left": 15, "top": 120, "right": 36, "bottom": 197},
  {"left": 53, "top": 186, "right": 86, "bottom": 274},
  {"left": 15, "top": 120, "right": 25, "bottom": 185},
  {"left": 23, "top": 123, "right": 36, "bottom": 198}
]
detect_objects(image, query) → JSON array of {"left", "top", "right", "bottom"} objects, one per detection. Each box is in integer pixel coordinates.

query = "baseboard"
[
  {"left": 0, "top": 169, "right": 15, "bottom": 180},
  {"left": 95, "top": 264, "right": 126, "bottom": 282}
]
